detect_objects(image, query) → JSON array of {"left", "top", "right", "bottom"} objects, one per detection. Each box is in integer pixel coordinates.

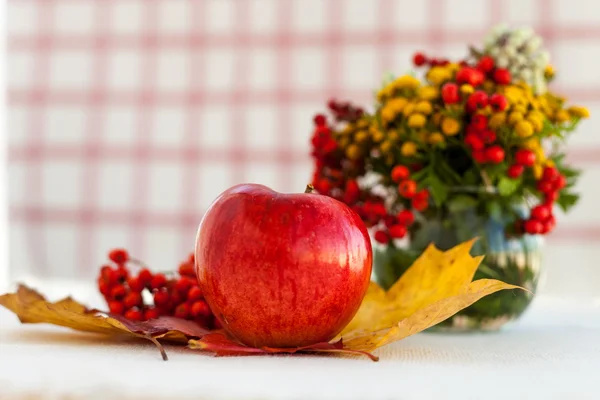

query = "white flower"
[
  {"left": 496, "top": 56, "right": 510, "bottom": 68},
  {"left": 504, "top": 46, "right": 517, "bottom": 58},
  {"left": 519, "top": 68, "right": 532, "bottom": 82},
  {"left": 490, "top": 47, "right": 501, "bottom": 57},
  {"left": 515, "top": 54, "right": 528, "bottom": 66},
  {"left": 521, "top": 27, "right": 534, "bottom": 40},
  {"left": 526, "top": 36, "right": 542, "bottom": 52}
]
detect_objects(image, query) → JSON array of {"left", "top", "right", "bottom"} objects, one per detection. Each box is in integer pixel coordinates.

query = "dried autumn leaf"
[
  {"left": 0, "top": 285, "right": 209, "bottom": 360},
  {"left": 188, "top": 333, "right": 378, "bottom": 361},
  {"left": 339, "top": 240, "right": 525, "bottom": 353}
]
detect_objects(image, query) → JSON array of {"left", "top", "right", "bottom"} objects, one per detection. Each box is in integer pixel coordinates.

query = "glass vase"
[{"left": 373, "top": 206, "right": 543, "bottom": 331}]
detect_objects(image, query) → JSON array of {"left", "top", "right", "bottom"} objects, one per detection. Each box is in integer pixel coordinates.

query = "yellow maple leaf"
[{"left": 339, "top": 239, "right": 524, "bottom": 352}]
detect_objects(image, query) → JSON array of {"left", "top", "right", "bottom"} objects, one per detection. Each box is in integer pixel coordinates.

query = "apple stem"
[{"left": 304, "top": 184, "right": 316, "bottom": 194}]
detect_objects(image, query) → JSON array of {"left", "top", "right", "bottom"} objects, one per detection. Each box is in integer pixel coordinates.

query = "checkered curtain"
[{"left": 6, "top": 0, "right": 600, "bottom": 296}]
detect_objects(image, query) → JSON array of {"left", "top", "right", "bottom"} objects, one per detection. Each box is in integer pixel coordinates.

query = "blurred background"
[{"left": 4, "top": 0, "right": 600, "bottom": 298}]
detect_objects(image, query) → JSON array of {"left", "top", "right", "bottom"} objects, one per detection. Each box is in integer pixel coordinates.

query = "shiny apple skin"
[{"left": 195, "top": 184, "right": 372, "bottom": 348}]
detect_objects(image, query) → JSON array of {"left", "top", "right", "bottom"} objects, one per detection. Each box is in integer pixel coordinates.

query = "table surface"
[{"left": 1, "top": 289, "right": 600, "bottom": 400}]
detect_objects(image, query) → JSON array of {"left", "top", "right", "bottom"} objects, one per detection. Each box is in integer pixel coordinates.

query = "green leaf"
[
  {"left": 447, "top": 195, "right": 478, "bottom": 213},
  {"left": 556, "top": 192, "right": 580, "bottom": 213},
  {"left": 422, "top": 172, "right": 449, "bottom": 206},
  {"left": 498, "top": 176, "right": 522, "bottom": 197},
  {"left": 486, "top": 201, "right": 503, "bottom": 222}
]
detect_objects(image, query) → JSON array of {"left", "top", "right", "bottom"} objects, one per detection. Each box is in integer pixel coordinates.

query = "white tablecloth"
[{"left": 1, "top": 289, "right": 600, "bottom": 400}]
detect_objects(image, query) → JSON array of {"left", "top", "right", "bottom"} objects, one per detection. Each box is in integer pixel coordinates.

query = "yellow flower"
[
  {"left": 388, "top": 97, "right": 408, "bottom": 113},
  {"left": 527, "top": 115, "right": 544, "bottom": 132},
  {"left": 555, "top": 109, "right": 570, "bottom": 123},
  {"left": 522, "top": 138, "right": 541, "bottom": 150},
  {"left": 441, "top": 117, "right": 461, "bottom": 136},
  {"left": 357, "top": 119, "right": 369, "bottom": 129},
  {"left": 568, "top": 106, "right": 590, "bottom": 118},
  {"left": 415, "top": 101, "right": 433, "bottom": 115},
  {"left": 545, "top": 159, "right": 555, "bottom": 168},
  {"left": 346, "top": 144, "right": 363, "bottom": 161},
  {"left": 337, "top": 136, "right": 350, "bottom": 149},
  {"left": 393, "top": 75, "right": 420, "bottom": 90},
  {"left": 371, "top": 129, "right": 385, "bottom": 143},
  {"left": 489, "top": 112, "right": 507, "bottom": 129},
  {"left": 482, "top": 79, "right": 495, "bottom": 92},
  {"left": 417, "top": 130, "right": 429, "bottom": 143},
  {"left": 532, "top": 164, "right": 543, "bottom": 180},
  {"left": 426, "top": 66, "right": 452, "bottom": 86},
  {"left": 419, "top": 85, "right": 439, "bottom": 101},
  {"left": 401, "top": 141, "right": 418, "bottom": 156},
  {"left": 515, "top": 120, "right": 534, "bottom": 137},
  {"left": 460, "top": 84, "right": 474, "bottom": 95},
  {"left": 508, "top": 111, "right": 524, "bottom": 125},
  {"left": 513, "top": 104, "right": 528, "bottom": 114},
  {"left": 544, "top": 65, "right": 555, "bottom": 80},
  {"left": 402, "top": 102, "right": 416, "bottom": 117},
  {"left": 381, "top": 105, "right": 396, "bottom": 123},
  {"left": 387, "top": 130, "right": 400, "bottom": 142},
  {"left": 428, "top": 132, "right": 445, "bottom": 145},
  {"left": 354, "top": 130, "right": 369, "bottom": 143},
  {"left": 380, "top": 140, "right": 393, "bottom": 154},
  {"left": 408, "top": 113, "right": 427, "bottom": 128}
]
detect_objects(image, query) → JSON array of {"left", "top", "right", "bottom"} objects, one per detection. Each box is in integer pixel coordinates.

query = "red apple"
[{"left": 195, "top": 184, "right": 372, "bottom": 348}]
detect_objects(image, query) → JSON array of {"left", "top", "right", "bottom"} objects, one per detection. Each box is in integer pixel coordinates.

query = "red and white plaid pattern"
[{"left": 6, "top": 0, "right": 600, "bottom": 296}]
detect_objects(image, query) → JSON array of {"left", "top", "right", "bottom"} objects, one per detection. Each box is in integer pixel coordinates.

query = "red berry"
[
  {"left": 472, "top": 150, "right": 487, "bottom": 163},
  {"left": 489, "top": 93, "right": 508, "bottom": 112},
  {"left": 153, "top": 289, "right": 170, "bottom": 306},
  {"left": 476, "top": 55, "right": 495, "bottom": 73},
  {"left": 175, "top": 277, "right": 193, "bottom": 295},
  {"left": 124, "top": 291, "right": 143, "bottom": 309},
  {"left": 374, "top": 230, "right": 390, "bottom": 244},
  {"left": 471, "top": 114, "right": 488, "bottom": 131},
  {"left": 515, "top": 149, "right": 536, "bottom": 167},
  {"left": 531, "top": 205, "right": 551, "bottom": 221},
  {"left": 493, "top": 68, "right": 511, "bottom": 85},
  {"left": 343, "top": 179, "right": 360, "bottom": 204},
  {"left": 144, "top": 307, "right": 160, "bottom": 320},
  {"left": 411, "top": 197, "right": 429, "bottom": 212},
  {"left": 545, "top": 191, "right": 559, "bottom": 204},
  {"left": 190, "top": 301, "right": 212, "bottom": 319},
  {"left": 115, "top": 266, "right": 128, "bottom": 282},
  {"left": 108, "top": 248, "right": 129, "bottom": 264},
  {"left": 456, "top": 67, "right": 484, "bottom": 87},
  {"left": 481, "top": 130, "right": 497, "bottom": 144},
  {"left": 467, "top": 91, "right": 488, "bottom": 112},
  {"left": 174, "top": 303, "right": 190, "bottom": 319},
  {"left": 100, "top": 265, "right": 118, "bottom": 284},
  {"left": 108, "top": 300, "right": 125, "bottom": 315},
  {"left": 187, "top": 286, "right": 203, "bottom": 302},
  {"left": 98, "top": 278, "right": 111, "bottom": 297},
  {"left": 384, "top": 215, "right": 397, "bottom": 228},
  {"left": 537, "top": 180, "right": 554, "bottom": 193},
  {"left": 398, "top": 180, "right": 417, "bottom": 199},
  {"left": 127, "top": 276, "right": 144, "bottom": 293},
  {"left": 150, "top": 273, "right": 167, "bottom": 290},
  {"left": 389, "top": 225, "right": 408, "bottom": 239},
  {"left": 555, "top": 175, "right": 567, "bottom": 190},
  {"left": 465, "top": 133, "right": 484, "bottom": 151},
  {"left": 413, "top": 52, "right": 427, "bottom": 66},
  {"left": 313, "top": 114, "right": 326, "bottom": 126},
  {"left": 397, "top": 209, "right": 415, "bottom": 226},
  {"left": 441, "top": 83, "right": 460, "bottom": 104},
  {"left": 327, "top": 99, "right": 338, "bottom": 111},
  {"left": 178, "top": 262, "right": 195, "bottom": 278},
  {"left": 542, "top": 167, "right": 559, "bottom": 182},
  {"left": 137, "top": 268, "right": 153, "bottom": 285},
  {"left": 546, "top": 214, "right": 557, "bottom": 230},
  {"left": 507, "top": 164, "right": 525, "bottom": 178},
  {"left": 485, "top": 146, "right": 505, "bottom": 164},
  {"left": 524, "top": 219, "right": 543, "bottom": 235},
  {"left": 110, "top": 285, "right": 127, "bottom": 300},
  {"left": 124, "top": 308, "right": 143, "bottom": 321},
  {"left": 315, "top": 178, "right": 332, "bottom": 194},
  {"left": 391, "top": 165, "right": 411, "bottom": 183}
]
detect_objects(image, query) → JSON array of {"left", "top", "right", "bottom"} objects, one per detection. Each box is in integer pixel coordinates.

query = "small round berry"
[
  {"left": 175, "top": 277, "right": 193, "bottom": 295},
  {"left": 441, "top": 118, "right": 461, "bottom": 136},
  {"left": 374, "top": 230, "right": 390, "bottom": 245},
  {"left": 108, "top": 300, "right": 125, "bottom": 315},
  {"left": 178, "top": 262, "right": 195, "bottom": 278},
  {"left": 441, "top": 83, "right": 460, "bottom": 104},
  {"left": 401, "top": 142, "right": 418, "bottom": 157},
  {"left": 467, "top": 91, "right": 488, "bottom": 112},
  {"left": 489, "top": 93, "right": 508, "bottom": 112},
  {"left": 493, "top": 68, "right": 512, "bottom": 85},
  {"left": 108, "top": 248, "right": 129, "bottom": 264},
  {"left": 397, "top": 209, "right": 415, "bottom": 226},
  {"left": 476, "top": 55, "right": 495, "bottom": 73},
  {"left": 123, "top": 291, "right": 143, "bottom": 309},
  {"left": 507, "top": 164, "right": 525, "bottom": 179},
  {"left": 411, "top": 197, "right": 429, "bottom": 212},
  {"left": 481, "top": 130, "right": 497, "bottom": 144},
  {"left": 389, "top": 225, "right": 408, "bottom": 239},
  {"left": 472, "top": 150, "right": 487, "bottom": 164},
  {"left": 545, "top": 191, "right": 559, "bottom": 204},
  {"left": 327, "top": 99, "right": 338, "bottom": 111},
  {"left": 542, "top": 167, "right": 559, "bottom": 182},
  {"left": 190, "top": 301, "right": 212, "bottom": 319},
  {"left": 143, "top": 307, "right": 160, "bottom": 320},
  {"left": 100, "top": 265, "right": 118, "bottom": 284},
  {"left": 471, "top": 114, "right": 488, "bottom": 131},
  {"left": 524, "top": 219, "right": 543, "bottom": 235},
  {"left": 398, "top": 180, "right": 417, "bottom": 199},
  {"left": 554, "top": 175, "right": 567, "bottom": 190},
  {"left": 124, "top": 308, "right": 143, "bottom": 321},
  {"left": 531, "top": 205, "right": 551, "bottom": 221},
  {"left": 391, "top": 165, "right": 410, "bottom": 183},
  {"left": 153, "top": 289, "right": 170, "bottom": 306},
  {"left": 212, "top": 316, "right": 223, "bottom": 330},
  {"left": 456, "top": 67, "right": 484, "bottom": 87},
  {"left": 313, "top": 114, "right": 327, "bottom": 126},
  {"left": 174, "top": 303, "right": 190, "bottom": 319},
  {"left": 137, "top": 268, "right": 153, "bottom": 286},
  {"left": 537, "top": 180, "right": 554, "bottom": 193},
  {"left": 150, "top": 273, "right": 167, "bottom": 290},
  {"left": 485, "top": 145, "right": 505, "bottom": 164},
  {"left": 413, "top": 52, "right": 427, "bottom": 66},
  {"left": 515, "top": 149, "right": 536, "bottom": 167},
  {"left": 127, "top": 276, "right": 145, "bottom": 293},
  {"left": 110, "top": 285, "right": 127, "bottom": 300},
  {"left": 384, "top": 215, "right": 397, "bottom": 229},
  {"left": 465, "top": 133, "right": 484, "bottom": 151},
  {"left": 343, "top": 179, "right": 360, "bottom": 204},
  {"left": 115, "top": 266, "right": 129, "bottom": 282},
  {"left": 187, "top": 286, "right": 203, "bottom": 302},
  {"left": 98, "top": 278, "right": 111, "bottom": 297}
]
